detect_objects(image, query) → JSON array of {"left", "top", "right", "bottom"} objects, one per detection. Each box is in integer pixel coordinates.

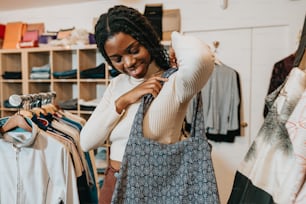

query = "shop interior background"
[{"left": 0, "top": 0, "right": 305, "bottom": 203}]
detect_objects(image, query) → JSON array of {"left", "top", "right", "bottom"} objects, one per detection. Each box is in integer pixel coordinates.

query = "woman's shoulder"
[
  {"left": 108, "top": 73, "right": 141, "bottom": 92},
  {"left": 109, "top": 73, "right": 127, "bottom": 84}
]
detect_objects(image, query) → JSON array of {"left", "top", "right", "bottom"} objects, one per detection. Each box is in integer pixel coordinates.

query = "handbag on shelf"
[{"left": 112, "top": 68, "right": 220, "bottom": 204}]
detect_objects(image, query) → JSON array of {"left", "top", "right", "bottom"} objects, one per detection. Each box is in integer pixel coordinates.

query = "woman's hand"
[{"left": 115, "top": 75, "right": 168, "bottom": 114}]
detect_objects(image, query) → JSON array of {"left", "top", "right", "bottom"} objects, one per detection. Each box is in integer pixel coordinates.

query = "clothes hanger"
[
  {"left": 0, "top": 114, "right": 32, "bottom": 133},
  {"left": 30, "top": 94, "right": 48, "bottom": 116},
  {"left": 0, "top": 97, "right": 32, "bottom": 133},
  {"left": 213, "top": 41, "right": 222, "bottom": 65},
  {"left": 42, "top": 104, "right": 58, "bottom": 115},
  {"left": 40, "top": 92, "right": 58, "bottom": 115}
]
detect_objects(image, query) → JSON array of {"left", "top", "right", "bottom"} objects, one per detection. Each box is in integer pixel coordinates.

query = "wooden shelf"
[{"left": 0, "top": 45, "right": 109, "bottom": 118}]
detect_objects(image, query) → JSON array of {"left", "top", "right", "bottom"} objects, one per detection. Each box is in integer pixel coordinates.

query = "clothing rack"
[{"left": 9, "top": 91, "right": 56, "bottom": 108}]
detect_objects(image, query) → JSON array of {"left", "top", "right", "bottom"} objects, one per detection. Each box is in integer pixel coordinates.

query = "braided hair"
[{"left": 95, "top": 5, "right": 170, "bottom": 70}]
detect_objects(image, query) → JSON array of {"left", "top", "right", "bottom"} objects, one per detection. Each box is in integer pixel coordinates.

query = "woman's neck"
[{"left": 144, "top": 61, "right": 163, "bottom": 79}]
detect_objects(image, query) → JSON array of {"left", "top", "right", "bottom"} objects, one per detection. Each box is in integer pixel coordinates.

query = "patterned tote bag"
[{"left": 112, "top": 68, "right": 220, "bottom": 204}]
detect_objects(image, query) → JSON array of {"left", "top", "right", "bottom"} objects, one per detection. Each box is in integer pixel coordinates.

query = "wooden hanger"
[
  {"left": 32, "top": 107, "right": 47, "bottom": 116},
  {"left": 213, "top": 41, "right": 222, "bottom": 65},
  {"left": 42, "top": 104, "right": 58, "bottom": 115},
  {"left": 0, "top": 95, "right": 33, "bottom": 133},
  {"left": 0, "top": 113, "right": 32, "bottom": 133}
]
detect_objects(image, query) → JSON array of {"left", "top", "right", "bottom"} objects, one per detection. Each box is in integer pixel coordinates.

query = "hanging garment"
[
  {"left": 33, "top": 111, "right": 98, "bottom": 204},
  {"left": 111, "top": 68, "right": 220, "bottom": 204},
  {"left": 202, "top": 63, "right": 241, "bottom": 142},
  {"left": 264, "top": 54, "right": 296, "bottom": 117},
  {"left": 184, "top": 63, "right": 241, "bottom": 142},
  {"left": 285, "top": 90, "right": 306, "bottom": 204},
  {"left": 228, "top": 67, "right": 306, "bottom": 204},
  {"left": 0, "top": 117, "right": 80, "bottom": 204}
]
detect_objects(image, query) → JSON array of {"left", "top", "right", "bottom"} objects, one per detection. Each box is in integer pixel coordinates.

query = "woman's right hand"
[{"left": 115, "top": 75, "right": 168, "bottom": 114}]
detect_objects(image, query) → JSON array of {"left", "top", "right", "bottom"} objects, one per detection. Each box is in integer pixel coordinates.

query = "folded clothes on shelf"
[
  {"left": 30, "top": 72, "right": 50, "bottom": 79},
  {"left": 2, "top": 71, "right": 22, "bottom": 79},
  {"left": 95, "top": 147, "right": 108, "bottom": 174},
  {"left": 53, "top": 69, "right": 77, "bottom": 79},
  {"left": 79, "top": 98, "right": 100, "bottom": 111},
  {"left": 80, "top": 63, "right": 105, "bottom": 79},
  {"left": 3, "top": 99, "right": 22, "bottom": 108},
  {"left": 30, "top": 64, "right": 51, "bottom": 79},
  {"left": 31, "top": 64, "right": 50, "bottom": 72},
  {"left": 58, "top": 98, "right": 78, "bottom": 110}
]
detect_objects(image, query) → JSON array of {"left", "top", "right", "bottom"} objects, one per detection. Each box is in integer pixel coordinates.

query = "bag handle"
[
  {"left": 143, "top": 68, "right": 177, "bottom": 113},
  {"left": 189, "top": 91, "right": 204, "bottom": 138}
]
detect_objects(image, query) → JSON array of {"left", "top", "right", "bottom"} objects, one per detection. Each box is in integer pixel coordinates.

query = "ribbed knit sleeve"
[
  {"left": 80, "top": 79, "right": 124, "bottom": 152},
  {"left": 171, "top": 32, "right": 215, "bottom": 102}
]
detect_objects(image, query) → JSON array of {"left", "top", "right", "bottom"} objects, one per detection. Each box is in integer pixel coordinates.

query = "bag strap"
[
  {"left": 189, "top": 91, "right": 204, "bottom": 139},
  {"left": 143, "top": 68, "right": 177, "bottom": 113}
]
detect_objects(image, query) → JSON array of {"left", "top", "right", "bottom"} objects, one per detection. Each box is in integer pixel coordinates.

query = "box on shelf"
[
  {"left": 0, "top": 24, "right": 5, "bottom": 39},
  {"left": 162, "top": 9, "right": 181, "bottom": 41},
  {"left": 144, "top": 4, "right": 163, "bottom": 40},
  {"left": 18, "top": 30, "right": 39, "bottom": 48},
  {"left": 2, "top": 22, "right": 26, "bottom": 49},
  {"left": 0, "top": 24, "right": 5, "bottom": 48},
  {"left": 26, "top": 22, "right": 45, "bottom": 35}
]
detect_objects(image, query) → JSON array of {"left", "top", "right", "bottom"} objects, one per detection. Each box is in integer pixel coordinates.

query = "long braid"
[{"left": 95, "top": 5, "right": 170, "bottom": 70}]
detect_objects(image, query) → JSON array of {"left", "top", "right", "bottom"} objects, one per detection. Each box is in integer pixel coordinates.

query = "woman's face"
[{"left": 104, "top": 32, "right": 151, "bottom": 79}]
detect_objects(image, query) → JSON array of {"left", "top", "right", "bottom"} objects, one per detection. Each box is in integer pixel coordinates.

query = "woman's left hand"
[
  {"left": 169, "top": 47, "right": 178, "bottom": 68},
  {"left": 115, "top": 75, "right": 168, "bottom": 114}
]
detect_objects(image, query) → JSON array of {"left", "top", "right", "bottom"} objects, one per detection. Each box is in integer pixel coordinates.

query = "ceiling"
[{"left": 0, "top": 0, "right": 95, "bottom": 11}]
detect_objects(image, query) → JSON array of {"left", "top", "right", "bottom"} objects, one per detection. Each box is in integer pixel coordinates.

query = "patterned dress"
[{"left": 228, "top": 68, "right": 306, "bottom": 204}]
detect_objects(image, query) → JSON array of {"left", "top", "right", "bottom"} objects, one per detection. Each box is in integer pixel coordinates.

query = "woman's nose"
[{"left": 123, "top": 55, "right": 136, "bottom": 68}]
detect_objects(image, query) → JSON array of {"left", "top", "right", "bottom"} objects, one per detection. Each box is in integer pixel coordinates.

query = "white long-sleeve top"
[{"left": 80, "top": 32, "right": 214, "bottom": 162}]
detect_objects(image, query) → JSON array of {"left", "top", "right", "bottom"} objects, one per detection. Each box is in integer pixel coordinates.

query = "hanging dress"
[{"left": 228, "top": 67, "right": 306, "bottom": 204}]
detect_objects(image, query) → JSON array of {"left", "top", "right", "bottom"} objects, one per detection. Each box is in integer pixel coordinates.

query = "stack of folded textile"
[
  {"left": 58, "top": 98, "right": 78, "bottom": 110},
  {"left": 80, "top": 63, "right": 105, "bottom": 79},
  {"left": 79, "top": 98, "right": 100, "bottom": 111},
  {"left": 2, "top": 71, "right": 22, "bottom": 79},
  {"left": 53, "top": 69, "right": 77, "bottom": 79},
  {"left": 30, "top": 64, "right": 50, "bottom": 79}
]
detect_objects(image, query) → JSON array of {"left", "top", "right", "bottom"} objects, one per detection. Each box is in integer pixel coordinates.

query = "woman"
[{"left": 80, "top": 5, "right": 215, "bottom": 204}]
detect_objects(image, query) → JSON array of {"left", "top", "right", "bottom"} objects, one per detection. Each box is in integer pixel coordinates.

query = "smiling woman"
[{"left": 80, "top": 4, "right": 218, "bottom": 204}]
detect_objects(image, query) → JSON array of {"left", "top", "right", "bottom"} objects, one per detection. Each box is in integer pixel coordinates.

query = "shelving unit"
[{"left": 0, "top": 45, "right": 109, "bottom": 119}]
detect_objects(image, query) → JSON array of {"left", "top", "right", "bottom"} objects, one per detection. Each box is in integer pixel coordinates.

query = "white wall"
[
  {"left": 0, "top": 0, "right": 305, "bottom": 50},
  {"left": 1, "top": 0, "right": 305, "bottom": 203}
]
